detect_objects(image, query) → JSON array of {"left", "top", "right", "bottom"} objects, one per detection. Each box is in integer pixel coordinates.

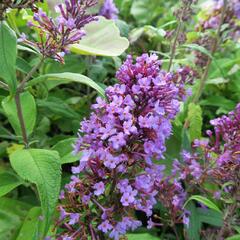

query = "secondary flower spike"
[
  {"left": 169, "top": 104, "right": 240, "bottom": 225},
  {"left": 56, "top": 54, "right": 194, "bottom": 239},
  {"left": 20, "top": 0, "right": 98, "bottom": 63},
  {"left": 197, "top": 0, "right": 240, "bottom": 41},
  {"left": 99, "top": 0, "right": 119, "bottom": 20}
]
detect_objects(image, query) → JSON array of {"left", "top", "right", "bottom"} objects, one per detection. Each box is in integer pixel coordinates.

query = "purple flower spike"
[
  {"left": 20, "top": 0, "right": 98, "bottom": 63},
  {"left": 57, "top": 54, "right": 194, "bottom": 239},
  {"left": 100, "top": 0, "right": 119, "bottom": 20}
]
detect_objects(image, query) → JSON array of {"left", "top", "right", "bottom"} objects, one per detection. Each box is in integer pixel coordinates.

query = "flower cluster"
[
  {"left": 197, "top": 0, "right": 240, "bottom": 41},
  {"left": 157, "top": 177, "right": 190, "bottom": 226},
  {"left": 56, "top": 54, "right": 194, "bottom": 239},
  {"left": 174, "top": 0, "right": 198, "bottom": 22},
  {"left": 20, "top": 0, "right": 98, "bottom": 63},
  {"left": 153, "top": 150, "right": 203, "bottom": 229},
  {"left": 171, "top": 104, "right": 240, "bottom": 211},
  {"left": 156, "top": 104, "right": 240, "bottom": 232},
  {"left": 204, "top": 104, "right": 240, "bottom": 183},
  {"left": 193, "top": 35, "right": 215, "bottom": 68},
  {"left": 172, "top": 150, "right": 203, "bottom": 183},
  {"left": 99, "top": 0, "right": 119, "bottom": 20},
  {"left": 166, "top": 0, "right": 198, "bottom": 47}
]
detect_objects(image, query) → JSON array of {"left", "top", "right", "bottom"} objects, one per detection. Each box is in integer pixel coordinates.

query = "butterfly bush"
[
  {"left": 192, "top": 0, "right": 240, "bottom": 68},
  {"left": 197, "top": 0, "right": 240, "bottom": 40},
  {"left": 99, "top": 0, "right": 119, "bottom": 20},
  {"left": 56, "top": 54, "right": 194, "bottom": 239},
  {"left": 175, "top": 104, "right": 240, "bottom": 185},
  {"left": 19, "top": 0, "right": 98, "bottom": 63},
  {"left": 155, "top": 104, "right": 240, "bottom": 235},
  {"left": 169, "top": 104, "right": 240, "bottom": 223}
]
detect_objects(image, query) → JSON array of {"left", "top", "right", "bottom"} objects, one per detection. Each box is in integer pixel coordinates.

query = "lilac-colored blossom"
[
  {"left": 20, "top": 0, "right": 98, "bottom": 63},
  {"left": 57, "top": 54, "right": 194, "bottom": 239},
  {"left": 197, "top": 0, "right": 240, "bottom": 41},
  {"left": 99, "top": 0, "right": 119, "bottom": 20},
  {"left": 93, "top": 182, "right": 105, "bottom": 196},
  {"left": 98, "top": 220, "right": 113, "bottom": 233},
  {"left": 69, "top": 213, "right": 80, "bottom": 225}
]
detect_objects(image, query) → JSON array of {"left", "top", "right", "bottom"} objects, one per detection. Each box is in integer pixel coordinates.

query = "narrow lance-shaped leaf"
[
  {"left": 197, "top": 208, "right": 223, "bottom": 227},
  {"left": 181, "top": 43, "right": 213, "bottom": 59},
  {"left": 226, "top": 235, "right": 240, "bottom": 240},
  {"left": 184, "top": 195, "right": 222, "bottom": 213},
  {"left": 0, "top": 21, "right": 17, "bottom": 93},
  {"left": 27, "top": 72, "right": 106, "bottom": 98},
  {"left": 185, "top": 201, "right": 201, "bottom": 240},
  {"left": 127, "top": 233, "right": 160, "bottom": 240},
  {"left": 187, "top": 103, "right": 203, "bottom": 142}
]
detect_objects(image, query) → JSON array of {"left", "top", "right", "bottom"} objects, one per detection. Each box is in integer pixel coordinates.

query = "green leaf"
[
  {"left": 197, "top": 208, "right": 223, "bottom": 227},
  {"left": 187, "top": 103, "right": 203, "bottom": 142},
  {"left": 44, "top": 55, "right": 87, "bottom": 75},
  {"left": 52, "top": 138, "right": 82, "bottom": 164},
  {"left": 226, "top": 235, "right": 240, "bottom": 240},
  {"left": 16, "top": 57, "right": 32, "bottom": 74},
  {"left": 127, "top": 233, "right": 160, "bottom": 240},
  {"left": 0, "top": 172, "right": 23, "bottom": 197},
  {"left": 37, "top": 97, "right": 80, "bottom": 119},
  {"left": 0, "top": 21, "right": 17, "bottom": 94},
  {"left": 184, "top": 195, "right": 222, "bottom": 213},
  {"left": 181, "top": 128, "right": 191, "bottom": 152},
  {"left": 2, "top": 91, "right": 37, "bottom": 136},
  {"left": 185, "top": 202, "right": 201, "bottom": 240},
  {"left": 115, "top": 19, "right": 130, "bottom": 38},
  {"left": 200, "top": 96, "right": 235, "bottom": 112},
  {"left": 10, "top": 149, "right": 61, "bottom": 236},
  {"left": 27, "top": 72, "right": 106, "bottom": 97},
  {"left": 209, "top": 58, "right": 240, "bottom": 79},
  {"left": 71, "top": 17, "right": 129, "bottom": 56},
  {"left": 182, "top": 44, "right": 227, "bottom": 77},
  {"left": 0, "top": 197, "right": 32, "bottom": 240},
  {"left": 16, "top": 207, "right": 42, "bottom": 240},
  {"left": 181, "top": 43, "right": 213, "bottom": 60},
  {"left": 234, "top": 226, "right": 240, "bottom": 234},
  {"left": 186, "top": 31, "right": 200, "bottom": 42},
  {"left": 130, "top": 0, "right": 163, "bottom": 25},
  {"left": 206, "top": 77, "right": 229, "bottom": 85},
  {"left": 17, "top": 44, "right": 40, "bottom": 55},
  {"left": 129, "top": 27, "right": 144, "bottom": 43}
]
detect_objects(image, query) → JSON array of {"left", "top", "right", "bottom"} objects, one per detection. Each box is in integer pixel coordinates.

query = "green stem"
[
  {"left": 15, "top": 92, "right": 28, "bottom": 147},
  {"left": 168, "top": 21, "right": 183, "bottom": 72},
  {"left": 168, "top": 1, "right": 193, "bottom": 72},
  {"left": 184, "top": 0, "right": 227, "bottom": 129},
  {"left": 192, "top": 0, "right": 227, "bottom": 104},
  {"left": 17, "top": 57, "right": 44, "bottom": 93},
  {"left": 14, "top": 57, "right": 45, "bottom": 147},
  {"left": 217, "top": 200, "right": 237, "bottom": 239},
  {"left": 0, "top": 80, "right": 8, "bottom": 90},
  {"left": 172, "top": 223, "right": 180, "bottom": 240}
]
